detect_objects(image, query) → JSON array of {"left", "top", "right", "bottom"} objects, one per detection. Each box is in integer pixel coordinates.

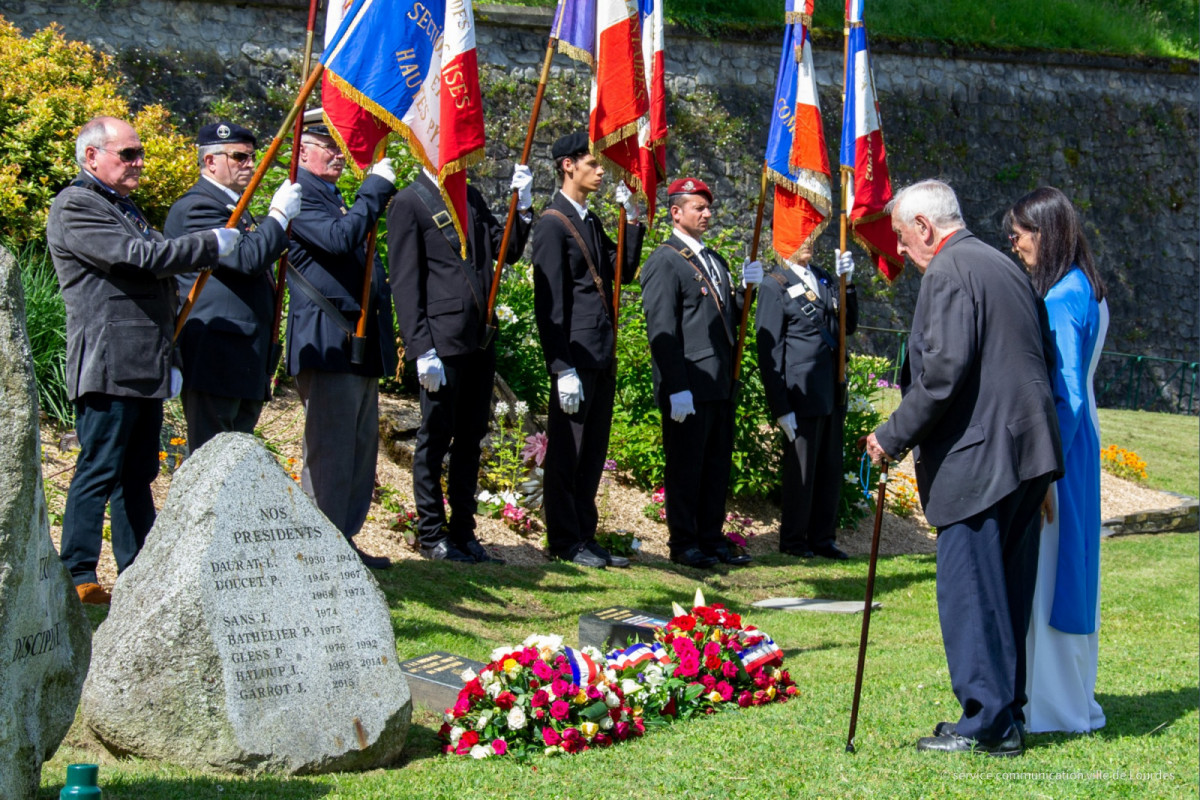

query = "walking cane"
[
  {"left": 846, "top": 456, "right": 888, "bottom": 753},
  {"left": 175, "top": 61, "right": 327, "bottom": 341}
]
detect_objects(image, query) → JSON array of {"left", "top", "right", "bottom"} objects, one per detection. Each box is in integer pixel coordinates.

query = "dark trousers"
[
  {"left": 59, "top": 393, "right": 163, "bottom": 585},
  {"left": 780, "top": 409, "right": 845, "bottom": 551},
  {"left": 413, "top": 347, "right": 495, "bottom": 547},
  {"left": 662, "top": 398, "right": 734, "bottom": 556},
  {"left": 936, "top": 472, "right": 1053, "bottom": 742},
  {"left": 543, "top": 366, "right": 614, "bottom": 556},
  {"left": 296, "top": 369, "right": 378, "bottom": 540},
  {"left": 181, "top": 388, "right": 264, "bottom": 453}
]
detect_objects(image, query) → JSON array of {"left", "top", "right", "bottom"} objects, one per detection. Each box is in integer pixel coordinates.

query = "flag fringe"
[
  {"left": 556, "top": 39, "right": 594, "bottom": 66},
  {"left": 766, "top": 166, "right": 832, "bottom": 216}
]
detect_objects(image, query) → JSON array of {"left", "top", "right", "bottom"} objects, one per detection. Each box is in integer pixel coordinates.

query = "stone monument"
[
  {"left": 80, "top": 433, "right": 411, "bottom": 774},
  {"left": 0, "top": 245, "right": 92, "bottom": 800}
]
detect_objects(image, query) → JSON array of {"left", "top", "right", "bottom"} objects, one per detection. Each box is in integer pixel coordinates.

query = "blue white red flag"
[
  {"left": 320, "top": 0, "right": 390, "bottom": 173},
  {"left": 736, "top": 636, "right": 783, "bottom": 674},
  {"left": 765, "top": 0, "right": 830, "bottom": 262},
  {"left": 322, "top": 0, "right": 486, "bottom": 256},
  {"left": 606, "top": 642, "right": 671, "bottom": 671},
  {"left": 839, "top": 0, "right": 902, "bottom": 280},
  {"left": 563, "top": 646, "right": 601, "bottom": 686},
  {"left": 636, "top": 0, "right": 667, "bottom": 221}
]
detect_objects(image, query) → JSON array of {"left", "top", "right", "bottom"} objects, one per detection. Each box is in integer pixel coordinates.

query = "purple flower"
[
  {"left": 522, "top": 432, "right": 549, "bottom": 467},
  {"left": 603, "top": 459, "right": 617, "bottom": 471}
]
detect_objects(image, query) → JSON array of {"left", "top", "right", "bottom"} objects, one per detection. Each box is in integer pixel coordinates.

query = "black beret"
[
  {"left": 551, "top": 131, "right": 590, "bottom": 160},
  {"left": 197, "top": 121, "right": 256, "bottom": 147}
]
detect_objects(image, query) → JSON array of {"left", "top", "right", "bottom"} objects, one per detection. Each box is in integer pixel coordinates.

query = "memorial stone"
[
  {"left": 578, "top": 606, "right": 669, "bottom": 651},
  {"left": 0, "top": 245, "right": 92, "bottom": 800},
  {"left": 752, "top": 597, "right": 882, "bottom": 614},
  {"left": 80, "top": 433, "right": 411, "bottom": 775},
  {"left": 400, "top": 652, "right": 486, "bottom": 713}
]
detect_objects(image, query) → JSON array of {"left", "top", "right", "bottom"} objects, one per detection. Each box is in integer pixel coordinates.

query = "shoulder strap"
[
  {"left": 778, "top": 268, "right": 838, "bottom": 352},
  {"left": 662, "top": 242, "right": 726, "bottom": 311},
  {"left": 409, "top": 178, "right": 485, "bottom": 317},
  {"left": 286, "top": 264, "right": 356, "bottom": 336},
  {"left": 542, "top": 208, "right": 610, "bottom": 321}
]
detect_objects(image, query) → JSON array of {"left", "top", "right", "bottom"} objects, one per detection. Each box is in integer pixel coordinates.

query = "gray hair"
[
  {"left": 198, "top": 143, "right": 226, "bottom": 167},
  {"left": 886, "top": 179, "right": 964, "bottom": 228},
  {"left": 75, "top": 117, "right": 118, "bottom": 167}
]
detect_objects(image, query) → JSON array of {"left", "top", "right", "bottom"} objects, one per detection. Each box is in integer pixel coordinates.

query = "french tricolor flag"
[
  {"left": 737, "top": 637, "right": 783, "bottom": 674},
  {"left": 319, "top": 0, "right": 391, "bottom": 173},
  {"left": 636, "top": 0, "right": 667, "bottom": 222},
  {"left": 606, "top": 642, "right": 670, "bottom": 671},
  {"left": 840, "top": 0, "right": 902, "bottom": 280},
  {"left": 563, "top": 646, "right": 601, "bottom": 687}
]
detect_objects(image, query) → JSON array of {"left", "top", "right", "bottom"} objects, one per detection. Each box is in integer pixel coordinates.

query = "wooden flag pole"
[
  {"left": 731, "top": 162, "right": 770, "bottom": 386},
  {"left": 484, "top": 36, "right": 557, "bottom": 331},
  {"left": 268, "top": 0, "right": 322, "bottom": 355},
  {"left": 846, "top": 458, "right": 888, "bottom": 753},
  {"left": 613, "top": 204, "right": 627, "bottom": 354},
  {"left": 175, "top": 61, "right": 326, "bottom": 341},
  {"left": 352, "top": 138, "right": 389, "bottom": 365},
  {"left": 837, "top": 7, "right": 852, "bottom": 388}
]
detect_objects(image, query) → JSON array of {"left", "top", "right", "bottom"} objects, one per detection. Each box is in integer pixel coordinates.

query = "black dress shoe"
[
  {"left": 670, "top": 548, "right": 718, "bottom": 569},
  {"left": 811, "top": 543, "right": 850, "bottom": 561},
  {"left": 916, "top": 727, "right": 1023, "bottom": 758},
  {"left": 933, "top": 720, "right": 1026, "bottom": 746},
  {"left": 461, "top": 539, "right": 505, "bottom": 564},
  {"left": 586, "top": 540, "right": 629, "bottom": 568},
  {"left": 419, "top": 539, "right": 474, "bottom": 563},
  {"left": 351, "top": 544, "right": 392, "bottom": 570},
  {"left": 780, "top": 546, "right": 815, "bottom": 558},
  {"left": 709, "top": 545, "right": 752, "bottom": 566},
  {"left": 554, "top": 544, "right": 606, "bottom": 568}
]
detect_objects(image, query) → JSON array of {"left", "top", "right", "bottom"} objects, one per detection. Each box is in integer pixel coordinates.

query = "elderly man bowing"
[
  {"left": 165, "top": 121, "right": 302, "bottom": 452},
  {"left": 865, "top": 179, "right": 1062, "bottom": 757},
  {"left": 48, "top": 116, "right": 240, "bottom": 604}
]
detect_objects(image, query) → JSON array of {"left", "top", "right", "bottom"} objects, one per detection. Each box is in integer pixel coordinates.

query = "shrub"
[
  {"left": 13, "top": 240, "right": 71, "bottom": 426},
  {"left": 0, "top": 18, "right": 197, "bottom": 241},
  {"left": 1100, "top": 443, "right": 1148, "bottom": 482}
]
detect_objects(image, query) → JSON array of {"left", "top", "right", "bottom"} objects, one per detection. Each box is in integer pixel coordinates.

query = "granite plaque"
[
  {"left": 400, "top": 651, "right": 487, "bottom": 713},
  {"left": 752, "top": 597, "right": 882, "bottom": 614},
  {"left": 578, "top": 606, "right": 669, "bottom": 651},
  {"left": 81, "top": 433, "right": 410, "bottom": 775}
]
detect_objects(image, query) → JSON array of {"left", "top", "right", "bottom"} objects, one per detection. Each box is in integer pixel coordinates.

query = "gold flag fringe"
[{"left": 765, "top": 166, "right": 833, "bottom": 217}]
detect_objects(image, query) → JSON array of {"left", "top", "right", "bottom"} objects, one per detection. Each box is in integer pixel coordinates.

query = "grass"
[
  {"left": 41, "top": 533, "right": 1198, "bottom": 798},
  {"left": 1097, "top": 408, "right": 1199, "bottom": 498},
  {"left": 489, "top": 0, "right": 1199, "bottom": 59}
]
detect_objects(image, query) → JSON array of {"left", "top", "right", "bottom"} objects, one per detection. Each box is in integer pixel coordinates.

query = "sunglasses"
[
  {"left": 218, "top": 151, "right": 256, "bottom": 165},
  {"left": 99, "top": 147, "right": 145, "bottom": 163}
]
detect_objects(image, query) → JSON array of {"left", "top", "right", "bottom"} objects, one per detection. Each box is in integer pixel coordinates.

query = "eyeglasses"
[
  {"left": 1007, "top": 228, "right": 1036, "bottom": 246},
  {"left": 99, "top": 147, "right": 145, "bottom": 163},
  {"left": 218, "top": 151, "right": 255, "bottom": 165},
  {"left": 304, "top": 139, "right": 344, "bottom": 158}
]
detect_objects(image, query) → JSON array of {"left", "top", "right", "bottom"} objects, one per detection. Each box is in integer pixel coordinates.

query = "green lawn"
[
  {"left": 42, "top": 534, "right": 1198, "bottom": 798},
  {"left": 1097, "top": 408, "right": 1199, "bottom": 498}
]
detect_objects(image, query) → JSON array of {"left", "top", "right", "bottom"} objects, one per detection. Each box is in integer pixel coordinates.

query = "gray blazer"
[
  {"left": 875, "top": 230, "right": 1063, "bottom": 527},
  {"left": 47, "top": 174, "right": 218, "bottom": 400}
]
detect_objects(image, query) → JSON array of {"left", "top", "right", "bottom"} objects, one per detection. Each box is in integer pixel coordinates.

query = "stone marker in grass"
[
  {"left": 400, "top": 651, "right": 486, "bottom": 713},
  {"left": 752, "top": 597, "right": 882, "bottom": 613},
  {"left": 0, "top": 245, "right": 92, "bottom": 799},
  {"left": 578, "top": 606, "right": 669, "bottom": 651},
  {"left": 80, "top": 433, "right": 410, "bottom": 775}
]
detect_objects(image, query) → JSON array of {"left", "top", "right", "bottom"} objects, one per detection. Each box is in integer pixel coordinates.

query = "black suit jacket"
[
  {"left": 387, "top": 172, "right": 531, "bottom": 359},
  {"left": 531, "top": 191, "right": 645, "bottom": 373},
  {"left": 875, "top": 230, "right": 1063, "bottom": 527},
  {"left": 640, "top": 233, "right": 744, "bottom": 408},
  {"left": 755, "top": 264, "right": 858, "bottom": 419},
  {"left": 164, "top": 178, "right": 288, "bottom": 400},
  {"left": 285, "top": 168, "right": 397, "bottom": 378}
]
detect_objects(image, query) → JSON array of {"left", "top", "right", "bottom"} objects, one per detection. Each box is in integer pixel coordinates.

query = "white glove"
[
  {"left": 741, "top": 258, "right": 764, "bottom": 288},
  {"left": 169, "top": 367, "right": 183, "bottom": 398},
  {"left": 614, "top": 182, "right": 639, "bottom": 222},
  {"left": 777, "top": 411, "right": 797, "bottom": 442},
  {"left": 669, "top": 390, "right": 695, "bottom": 423},
  {"left": 511, "top": 164, "right": 533, "bottom": 211},
  {"left": 416, "top": 348, "right": 445, "bottom": 393},
  {"left": 834, "top": 248, "right": 855, "bottom": 283},
  {"left": 557, "top": 368, "right": 584, "bottom": 414},
  {"left": 369, "top": 157, "right": 396, "bottom": 184},
  {"left": 267, "top": 179, "right": 303, "bottom": 227},
  {"left": 212, "top": 228, "right": 241, "bottom": 258}
]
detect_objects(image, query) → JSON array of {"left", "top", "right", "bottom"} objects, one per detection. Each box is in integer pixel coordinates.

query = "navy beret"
[
  {"left": 197, "top": 121, "right": 256, "bottom": 147},
  {"left": 551, "top": 131, "right": 590, "bottom": 160}
]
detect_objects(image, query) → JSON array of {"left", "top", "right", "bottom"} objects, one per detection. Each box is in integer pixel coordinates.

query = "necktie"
[{"left": 701, "top": 250, "right": 723, "bottom": 301}]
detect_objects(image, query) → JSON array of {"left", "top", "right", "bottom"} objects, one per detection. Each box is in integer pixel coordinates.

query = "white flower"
[
  {"left": 630, "top": 538, "right": 642, "bottom": 551},
  {"left": 478, "top": 668, "right": 495, "bottom": 687},
  {"left": 476, "top": 711, "right": 492, "bottom": 730},
  {"left": 581, "top": 645, "right": 605, "bottom": 662},
  {"left": 469, "top": 744, "right": 492, "bottom": 759},
  {"left": 460, "top": 667, "right": 478, "bottom": 683},
  {"left": 499, "top": 490, "right": 520, "bottom": 506},
  {"left": 603, "top": 667, "right": 617, "bottom": 683},
  {"left": 486, "top": 681, "right": 503, "bottom": 699},
  {"left": 844, "top": 472, "right": 856, "bottom": 483},
  {"left": 522, "top": 633, "right": 564, "bottom": 654},
  {"left": 599, "top": 715, "right": 614, "bottom": 731},
  {"left": 449, "top": 726, "right": 465, "bottom": 744},
  {"left": 444, "top": 711, "right": 456, "bottom": 724},
  {"left": 496, "top": 304, "right": 516, "bottom": 323},
  {"left": 643, "top": 664, "right": 665, "bottom": 688},
  {"left": 494, "top": 401, "right": 511, "bottom": 418},
  {"left": 620, "top": 678, "right": 644, "bottom": 696},
  {"left": 514, "top": 400, "right": 529, "bottom": 416},
  {"left": 507, "top": 705, "right": 527, "bottom": 730},
  {"left": 477, "top": 489, "right": 496, "bottom": 504},
  {"left": 489, "top": 646, "right": 516, "bottom": 663},
  {"left": 604, "top": 690, "right": 621, "bottom": 708}
]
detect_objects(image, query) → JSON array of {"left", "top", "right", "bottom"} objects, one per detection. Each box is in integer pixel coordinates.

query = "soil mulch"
[{"left": 39, "top": 386, "right": 1189, "bottom": 587}]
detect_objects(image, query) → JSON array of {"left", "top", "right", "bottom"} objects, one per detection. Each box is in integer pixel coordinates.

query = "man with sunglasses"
[
  {"left": 285, "top": 122, "right": 397, "bottom": 570},
  {"left": 164, "top": 121, "right": 302, "bottom": 452},
  {"left": 47, "top": 116, "right": 241, "bottom": 605}
]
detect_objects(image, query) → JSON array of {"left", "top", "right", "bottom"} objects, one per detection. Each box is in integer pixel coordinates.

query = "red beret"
[{"left": 666, "top": 177, "right": 712, "bottom": 203}]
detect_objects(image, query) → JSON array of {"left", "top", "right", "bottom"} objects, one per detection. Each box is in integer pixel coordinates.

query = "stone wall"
[{"left": 6, "top": 1, "right": 1198, "bottom": 407}]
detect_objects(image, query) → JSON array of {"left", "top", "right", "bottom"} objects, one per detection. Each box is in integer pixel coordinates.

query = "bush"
[
  {"left": 0, "top": 18, "right": 198, "bottom": 241},
  {"left": 13, "top": 240, "right": 71, "bottom": 426}
]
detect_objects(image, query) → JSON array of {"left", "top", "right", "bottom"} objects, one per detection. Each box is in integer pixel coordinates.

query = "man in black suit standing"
[
  {"left": 532, "top": 132, "right": 645, "bottom": 569},
  {"left": 865, "top": 179, "right": 1062, "bottom": 757},
  {"left": 387, "top": 164, "right": 533, "bottom": 564},
  {"left": 755, "top": 241, "right": 858, "bottom": 560},
  {"left": 165, "top": 121, "right": 301, "bottom": 452},
  {"left": 640, "top": 178, "right": 763, "bottom": 569},
  {"left": 286, "top": 123, "right": 397, "bottom": 569}
]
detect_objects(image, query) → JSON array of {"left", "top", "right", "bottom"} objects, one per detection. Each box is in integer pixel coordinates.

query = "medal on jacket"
[
  {"left": 805, "top": 290, "right": 817, "bottom": 302},
  {"left": 701, "top": 286, "right": 709, "bottom": 296}
]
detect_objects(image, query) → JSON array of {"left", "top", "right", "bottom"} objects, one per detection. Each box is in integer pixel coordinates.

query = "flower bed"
[{"left": 440, "top": 593, "right": 796, "bottom": 758}]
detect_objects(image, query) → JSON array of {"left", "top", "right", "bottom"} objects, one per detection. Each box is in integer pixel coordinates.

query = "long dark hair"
[{"left": 1003, "top": 187, "right": 1106, "bottom": 300}]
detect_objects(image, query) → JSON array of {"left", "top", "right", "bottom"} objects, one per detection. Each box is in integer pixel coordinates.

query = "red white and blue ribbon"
[
  {"left": 563, "top": 646, "right": 601, "bottom": 686},
  {"left": 606, "top": 642, "right": 671, "bottom": 671},
  {"left": 737, "top": 637, "right": 783, "bottom": 673}
]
